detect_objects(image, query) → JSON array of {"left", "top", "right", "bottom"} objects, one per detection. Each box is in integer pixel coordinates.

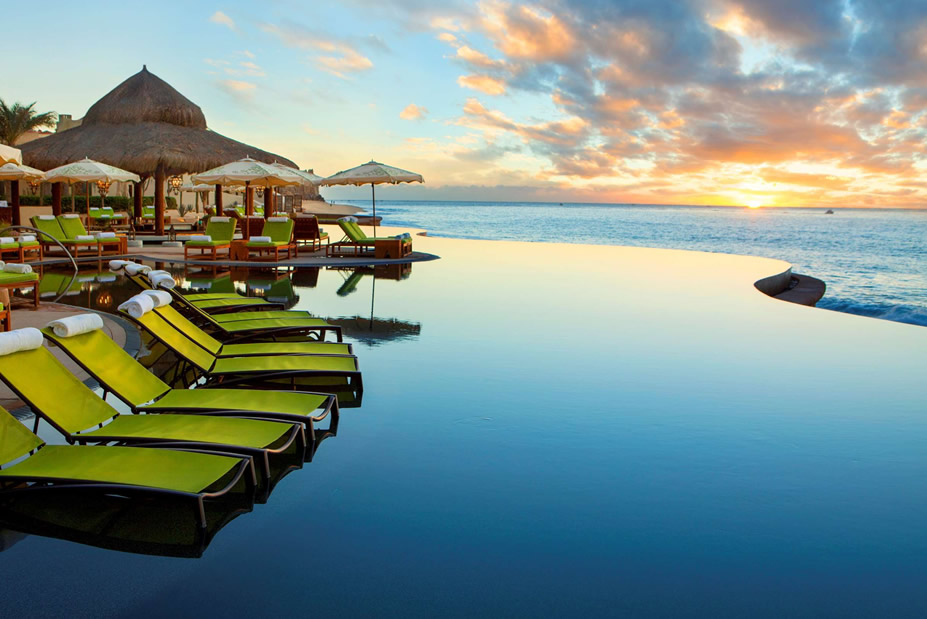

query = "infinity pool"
[{"left": 2, "top": 235, "right": 926, "bottom": 617}]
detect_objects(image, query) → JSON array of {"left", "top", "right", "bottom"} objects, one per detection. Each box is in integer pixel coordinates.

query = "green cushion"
[
  {"left": 0, "top": 445, "right": 240, "bottom": 494},
  {"left": 78, "top": 413, "right": 290, "bottom": 450},
  {"left": 142, "top": 388, "right": 331, "bottom": 419},
  {"left": 214, "top": 316, "right": 335, "bottom": 334},
  {"left": 212, "top": 354, "right": 357, "bottom": 375},
  {"left": 186, "top": 240, "right": 229, "bottom": 247},
  {"left": 0, "top": 243, "right": 17, "bottom": 250},
  {"left": 191, "top": 297, "right": 268, "bottom": 309},
  {"left": 57, "top": 216, "right": 88, "bottom": 238},
  {"left": 0, "top": 272, "right": 39, "bottom": 284},
  {"left": 31, "top": 216, "right": 66, "bottom": 240},
  {"left": 220, "top": 341, "right": 352, "bottom": 357},
  {"left": 19, "top": 241, "right": 40, "bottom": 248},
  {"left": 211, "top": 310, "right": 317, "bottom": 323}
]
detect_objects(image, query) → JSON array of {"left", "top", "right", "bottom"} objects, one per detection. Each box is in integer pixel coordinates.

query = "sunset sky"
[{"left": 7, "top": 1, "right": 927, "bottom": 207}]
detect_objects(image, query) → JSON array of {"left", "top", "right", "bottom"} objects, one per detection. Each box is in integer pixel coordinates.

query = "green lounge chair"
[
  {"left": 101, "top": 206, "right": 128, "bottom": 222},
  {"left": 56, "top": 215, "right": 123, "bottom": 255},
  {"left": 119, "top": 265, "right": 280, "bottom": 312},
  {"left": 31, "top": 215, "right": 100, "bottom": 258},
  {"left": 184, "top": 217, "right": 235, "bottom": 260},
  {"left": 43, "top": 323, "right": 341, "bottom": 439},
  {"left": 246, "top": 218, "right": 297, "bottom": 261},
  {"left": 327, "top": 218, "right": 412, "bottom": 258},
  {"left": 0, "top": 334, "right": 304, "bottom": 484},
  {"left": 121, "top": 305, "right": 363, "bottom": 392},
  {"left": 0, "top": 406, "right": 254, "bottom": 529},
  {"left": 0, "top": 268, "right": 39, "bottom": 309},
  {"left": 0, "top": 234, "right": 42, "bottom": 263}
]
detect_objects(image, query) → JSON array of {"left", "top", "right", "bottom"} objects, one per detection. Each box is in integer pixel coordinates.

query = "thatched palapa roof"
[{"left": 21, "top": 66, "right": 296, "bottom": 175}]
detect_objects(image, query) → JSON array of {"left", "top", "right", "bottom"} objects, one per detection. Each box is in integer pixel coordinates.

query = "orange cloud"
[
  {"left": 400, "top": 104, "right": 428, "bottom": 120},
  {"left": 458, "top": 74, "right": 507, "bottom": 95}
]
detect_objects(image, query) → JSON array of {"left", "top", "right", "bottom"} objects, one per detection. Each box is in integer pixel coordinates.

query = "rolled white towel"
[
  {"left": 0, "top": 328, "right": 44, "bottom": 356},
  {"left": 140, "top": 290, "right": 172, "bottom": 307},
  {"left": 267, "top": 217, "right": 288, "bottom": 223},
  {"left": 75, "top": 235, "right": 95, "bottom": 241},
  {"left": 77, "top": 274, "right": 96, "bottom": 282},
  {"left": 124, "top": 263, "right": 151, "bottom": 275},
  {"left": 96, "top": 274, "right": 116, "bottom": 282},
  {"left": 37, "top": 215, "right": 55, "bottom": 220},
  {"left": 118, "top": 294, "right": 154, "bottom": 318},
  {"left": 109, "top": 259, "right": 130, "bottom": 271},
  {"left": 148, "top": 271, "right": 176, "bottom": 290},
  {"left": 210, "top": 216, "right": 231, "bottom": 222},
  {"left": 339, "top": 216, "right": 358, "bottom": 223},
  {"left": 0, "top": 237, "right": 14, "bottom": 245},
  {"left": 250, "top": 235, "right": 272, "bottom": 243},
  {"left": 18, "top": 235, "right": 36, "bottom": 243},
  {"left": 46, "top": 313, "right": 104, "bottom": 338},
  {"left": 62, "top": 214, "right": 80, "bottom": 219},
  {"left": 3, "top": 263, "right": 33, "bottom": 274},
  {"left": 95, "top": 232, "right": 116, "bottom": 239},
  {"left": 188, "top": 235, "right": 212, "bottom": 242}
]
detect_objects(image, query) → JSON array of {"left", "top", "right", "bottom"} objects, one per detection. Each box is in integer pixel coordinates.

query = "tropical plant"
[{"left": 0, "top": 99, "right": 57, "bottom": 146}]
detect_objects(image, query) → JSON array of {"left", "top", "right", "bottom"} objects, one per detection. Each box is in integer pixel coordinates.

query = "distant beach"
[{"left": 344, "top": 200, "right": 927, "bottom": 327}]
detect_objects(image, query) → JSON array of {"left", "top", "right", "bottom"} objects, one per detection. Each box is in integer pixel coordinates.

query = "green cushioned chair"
[
  {"left": 31, "top": 215, "right": 100, "bottom": 258},
  {"left": 246, "top": 218, "right": 296, "bottom": 262},
  {"left": 43, "top": 327, "right": 340, "bottom": 443},
  {"left": 0, "top": 406, "right": 255, "bottom": 529},
  {"left": 0, "top": 269, "right": 40, "bottom": 309},
  {"left": 184, "top": 217, "right": 236, "bottom": 260},
  {"left": 0, "top": 342, "right": 304, "bottom": 485},
  {"left": 57, "top": 215, "right": 123, "bottom": 255},
  {"left": 327, "top": 219, "right": 412, "bottom": 258},
  {"left": 101, "top": 206, "right": 128, "bottom": 221},
  {"left": 121, "top": 308, "right": 363, "bottom": 393}
]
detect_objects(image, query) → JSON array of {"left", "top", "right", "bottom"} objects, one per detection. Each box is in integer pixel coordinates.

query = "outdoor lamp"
[
  {"left": 168, "top": 175, "right": 183, "bottom": 193},
  {"left": 96, "top": 180, "right": 112, "bottom": 196}
]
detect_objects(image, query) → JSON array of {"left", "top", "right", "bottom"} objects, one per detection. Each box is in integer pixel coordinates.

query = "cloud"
[
  {"left": 209, "top": 11, "right": 236, "bottom": 31},
  {"left": 218, "top": 79, "right": 256, "bottom": 96},
  {"left": 400, "top": 104, "right": 428, "bottom": 120},
  {"left": 457, "top": 74, "right": 507, "bottom": 95},
  {"left": 261, "top": 22, "right": 375, "bottom": 78}
]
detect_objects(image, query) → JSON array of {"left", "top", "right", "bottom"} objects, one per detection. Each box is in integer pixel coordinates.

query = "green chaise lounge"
[
  {"left": 0, "top": 233, "right": 42, "bottom": 263},
  {"left": 0, "top": 327, "right": 304, "bottom": 484},
  {"left": 0, "top": 263, "right": 40, "bottom": 309},
  {"left": 0, "top": 406, "right": 254, "bottom": 529},
  {"left": 31, "top": 215, "right": 101, "bottom": 258},
  {"left": 119, "top": 298, "right": 362, "bottom": 392},
  {"left": 327, "top": 217, "right": 412, "bottom": 258},
  {"left": 184, "top": 217, "right": 235, "bottom": 260},
  {"left": 246, "top": 217, "right": 297, "bottom": 261},
  {"left": 56, "top": 215, "right": 124, "bottom": 255},
  {"left": 43, "top": 322, "right": 341, "bottom": 443}
]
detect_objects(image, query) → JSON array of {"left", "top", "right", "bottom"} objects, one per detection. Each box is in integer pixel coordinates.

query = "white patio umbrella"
[
  {"left": 321, "top": 160, "right": 423, "bottom": 235},
  {"left": 0, "top": 144, "right": 22, "bottom": 165},
  {"left": 42, "top": 157, "right": 140, "bottom": 213},
  {"left": 270, "top": 162, "right": 324, "bottom": 185},
  {"left": 0, "top": 162, "right": 45, "bottom": 225}
]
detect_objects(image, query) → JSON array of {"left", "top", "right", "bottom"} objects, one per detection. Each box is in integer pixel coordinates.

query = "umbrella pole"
[
  {"left": 370, "top": 273, "right": 375, "bottom": 329},
  {"left": 86, "top": 182, "right": 90, "bottom": 213},
  {"left": 371, "top": 183, "right": 376, "bottom": 237}
]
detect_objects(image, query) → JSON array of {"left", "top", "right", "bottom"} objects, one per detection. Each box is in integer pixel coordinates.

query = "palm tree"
[{"left": 0, "top": 99, "right": 56, "bottom": 146}]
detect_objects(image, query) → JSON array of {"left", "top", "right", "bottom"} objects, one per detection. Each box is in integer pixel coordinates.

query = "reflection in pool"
[{"left": 4, "top": 241, "right": 927, "bottom": 616}]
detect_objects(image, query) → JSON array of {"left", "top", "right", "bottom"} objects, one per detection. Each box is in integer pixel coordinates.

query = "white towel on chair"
[
  {"left": 188, "top": 235, "right": 211, "bottom": 242},
  {"left": 267, "top": 217, "right": 288, "bottom": 223},
  {"left": 47, "top": 313, "right": 104, "bottom": 337},
  {"left": 3, "top": 263, "right": 32, "bottom": 274},
  {"left": 95, "top": 232, "right": 116, "bottom": 238},
  {"left": 339, "top": 216, "right": 358, "bottom": 223},
  {"left": 250, "top": 235, "right": 272, "bottom": 243},
  {"left": 118, "top": 294, "right": 154, "bottom": 318},
  {"left": 75, "top": 235, "right": 94, "bottom": 241},
  {"left": 18, "top": 235, "right": 36, "bottom": 242},
  {"left": 210, "top": 216, "right": 231, "bottom": 222},
  {"left": 140, "top": 290, "right": 172, "bottom": 307},
  {"left": 0, "top": 237, "right": 14, "bottom": 245},
  {"left": 62, "top": 214, "right": 80, "bottom": 219},
  {"left": 148, "top": 271, "right": 176, "bottom": 290},
  {"left": 0, "top": 328, "right": 44, "bottom": 356},
  {"left": 37, "top": 215, "right": 55, "bottom": 220},
  {"left": 124, "top": 263, "right": 151, "bottom": 276},
  {"left": 109, "top": 259, "right": 130, "bottom": 271}
]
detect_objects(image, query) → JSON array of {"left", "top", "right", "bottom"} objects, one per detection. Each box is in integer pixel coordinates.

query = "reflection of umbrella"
[
  {"left": 43, "top": 158, "right": 140, "bottom": 213},
  {"left": 0, "top": 144, "right": 22, "bottom": 165},
  {"left": 321, "top": 160, "right": 423, "bottom": 236},
  {"left": 193, "top": 157, "right": 301, "bottom": 225},
  {"left": 0, "top": 162, "right": 44, "bottom": 225},
  {"left": 328, "top": 267, "right": 420, "bottom": 345}
]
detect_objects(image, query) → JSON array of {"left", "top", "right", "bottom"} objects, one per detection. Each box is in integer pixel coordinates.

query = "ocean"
[{"left": 342, "top": 200, "right": 927, "bottom": 327}]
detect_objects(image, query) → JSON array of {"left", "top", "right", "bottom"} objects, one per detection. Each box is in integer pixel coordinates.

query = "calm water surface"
[
  {"left": 348, "top": 201, "right": 927, "bottom": 327},
  {"left": 1, "top": 249, "right": 926, "bottom": 617}
]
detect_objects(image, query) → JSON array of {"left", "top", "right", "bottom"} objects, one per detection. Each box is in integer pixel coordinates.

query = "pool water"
[{"left": 2, "top": 242, "right": 927, "bottom": 617}]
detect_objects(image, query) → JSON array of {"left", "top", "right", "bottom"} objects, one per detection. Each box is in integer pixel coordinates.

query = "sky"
[{"left": 6, "top": 0, "right": 927, "bottom": 207}]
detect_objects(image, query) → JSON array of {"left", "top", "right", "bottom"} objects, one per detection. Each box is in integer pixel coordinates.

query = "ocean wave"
[{"left": 817, "top": 298, "right": 927, "bottom": 327}]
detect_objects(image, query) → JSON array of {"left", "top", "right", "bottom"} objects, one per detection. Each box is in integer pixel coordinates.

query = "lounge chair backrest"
[
  {"left": 143, "top": 205, "right": 155, "bottom": 215},
  {"left": 0, "top": 405, "right": 44, "bottom": 465},
  {"left": 263, "top": 219, "right": 294, "bottom": 243},
  {"left": 131, "top": 311, "right": 215, "bottom": 372},
  {"left": 102, "top": 207, "right": 115, "bottom": 215},
  {"left": 42, "top": 328, "right": 170, "bottom": 407},
  {"left": 88, "top": 207, "right": 102, "bottom": 217},
  {"left": 0, "top": 347, "right": 115, "bottom": 434},
  {"left": 57, "top": 215, "right": 89, "bottom": 239},
  {"left": 246, "top": 217, "right": 264, "bottom": 238},
  {"left": 339, "top": 220, "right": 366, "bottom": 242},
  {"left": 151, "top": 305, "right": 223, "bottom": 356},
  {"left": 31, "top": 216, "right": 66, "bottom": 241},
  {"left": 204, "top": 217, "right": 236, "bottom": 241}
]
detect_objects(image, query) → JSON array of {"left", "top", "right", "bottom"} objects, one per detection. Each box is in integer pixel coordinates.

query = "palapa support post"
[
  {"left": 154, "top": 168, "right": 166, "bottom": 236},
  {"left": 51, "top": 182, "right": 62, "bottom": 216},
  {"left": 10, "top": 180, "right": 20, "bottom": 226},
  {"left": 85, "top": 181, "right": 90, "bottom": 213},
  {"left": 215, "top": 184, "right": 223, "bottom": 213},
  {"left": 244, "top": 181, "right": 252, "bottom": 239},
  {"left": 133, "top": 181, "right": 143, "bottom": 219}
]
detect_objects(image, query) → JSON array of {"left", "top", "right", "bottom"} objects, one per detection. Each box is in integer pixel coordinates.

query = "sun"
[{"left": 746, "top": 201, "right": 762, "bottom": 209}]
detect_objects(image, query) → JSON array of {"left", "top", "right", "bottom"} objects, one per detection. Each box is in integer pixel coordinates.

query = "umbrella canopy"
[
  {"left": 322, "top": 160, "right": 423, "bottom": 186},
  {"left": 20, "top": 67, "right": 296, "bottom": 175},
  {"left": 321, "top": 160, "right": 423, "bottom": 234},
  {"left": 180, "top": 183, "right": 214, "bottom": 192},
  {"left": 43, "top": 158, "right": 140, "bottom": 184},
  {"left": 192, "top": 157, "right": 303, "bottom": 187},
  {"left": 270, "top": 162, "right": 323, "bottom": 185},
  {"left": 0, "top": 144, "right": 22, "bottom": 165},
  {"left": 0, "top": 162, "right": 44, "bottom": 181}
]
